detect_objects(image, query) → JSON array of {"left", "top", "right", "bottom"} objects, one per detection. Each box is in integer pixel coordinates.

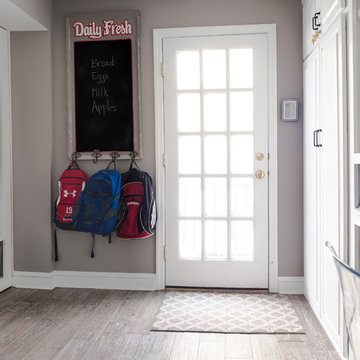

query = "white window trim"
[{"left": 153, "top": 24, "right": 278, "bottom": 292}]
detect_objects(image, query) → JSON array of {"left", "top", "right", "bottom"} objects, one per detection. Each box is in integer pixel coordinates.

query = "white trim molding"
[
  {"left": 278, "top": 276, "right": 304, "bottom": 294},
  {"left": 0, "top": 28, "right": 13, "bottom": 293},
  {"left": 13, "top": 271, "right": 54, "bottom": 290},
  {"left": 153, "top": 24, "right": 278, "bottom": 292},
  {"left": 12, "top": 271, "right": 157, "bottom": 291},
  {"left": 12, "top": 272, "right": 304, "bottom": 295}
]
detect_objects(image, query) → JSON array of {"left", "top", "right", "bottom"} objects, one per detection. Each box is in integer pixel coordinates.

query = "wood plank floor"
[{"left": 0, "top": 288, "right": 341, "bottom": 360}]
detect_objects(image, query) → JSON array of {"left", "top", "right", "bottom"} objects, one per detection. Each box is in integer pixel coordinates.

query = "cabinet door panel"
[
  {"left": 303, "top": 49, "right": 321, "bottom": 313},
  {"left": 319, "top": 14, "right": 346, "bottom": 351},
  {"left": 320, "top": 0, "right": 345, "bottom": 27}
]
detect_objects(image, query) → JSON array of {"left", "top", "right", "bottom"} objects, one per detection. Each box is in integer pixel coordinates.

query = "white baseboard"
[
  {"left": 278, "top": 276, "right": 304, "bottom": 294},
  {"left": 12, "top": 271, "right": 54, "bottom": 290},
  {"left": 12, "top": 271, "right": 157, "bottom": 291},
  {"left": 12, "top": 273, "right": 303, "bottom": 294}
]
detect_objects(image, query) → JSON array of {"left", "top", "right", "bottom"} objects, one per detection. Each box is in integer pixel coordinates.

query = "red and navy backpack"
[
  {"left": 116, "top": 162, "right": 157, "bottom": 239},
  {"left": 54, "top": 160, "right": 89, "bottom": 260}
]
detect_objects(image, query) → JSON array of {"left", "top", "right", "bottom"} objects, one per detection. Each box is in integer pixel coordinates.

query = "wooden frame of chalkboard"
[{"left": 66, "top": 10, "right": 142, "bottom": 160}]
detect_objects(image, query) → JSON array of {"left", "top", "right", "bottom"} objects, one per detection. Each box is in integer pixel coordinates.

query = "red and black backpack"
[
  {"left": 116, "top": 163, "right": 157, "bottom": 239},
  {"left": 54, "top": 160, "right": 89, "bottom": 260}
]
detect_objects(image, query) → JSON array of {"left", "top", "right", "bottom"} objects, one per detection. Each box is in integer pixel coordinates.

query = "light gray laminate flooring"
[{"left": 0, "top": 288, "right": 341, "bottom": 360}]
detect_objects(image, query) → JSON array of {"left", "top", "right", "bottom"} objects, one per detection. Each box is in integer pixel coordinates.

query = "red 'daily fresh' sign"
[{"left": 73, "top": 19, "right": 133, "bottom": 39}]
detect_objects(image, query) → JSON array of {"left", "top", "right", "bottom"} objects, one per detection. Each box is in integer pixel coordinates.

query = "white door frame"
[
  {"left": 0, "top": 27, "right": 13, "bottom": 292},
  {"left": 153, "top": 24, "right": 278, "bottom": 292}
]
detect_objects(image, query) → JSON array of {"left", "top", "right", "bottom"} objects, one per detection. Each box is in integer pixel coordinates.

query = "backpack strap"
[
  {"left": 91, "top": 234, "right": 95, "bottom": 258},
  {"left": 106, "top": 160, "right": 116, "bottom": 170},
  {"left": 129, "top": 159, "right": 140, "bottom": 171},
  {"left": 67, "top": 160, "right": 80, "bottom": 170}
]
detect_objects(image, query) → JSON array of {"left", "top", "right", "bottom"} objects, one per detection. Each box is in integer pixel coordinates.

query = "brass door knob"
[{"left": 255, "top": 170, "right": 265, "bottom": 179}]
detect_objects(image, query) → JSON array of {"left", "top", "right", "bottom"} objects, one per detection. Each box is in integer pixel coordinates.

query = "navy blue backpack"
[{"left": 72, "top": 161, "right": 121, "bottom": 257}]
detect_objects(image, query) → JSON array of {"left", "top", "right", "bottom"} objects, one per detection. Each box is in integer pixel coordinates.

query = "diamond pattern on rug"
[{"left": 151, "top": 292, "right": 305, "bottom": 334}]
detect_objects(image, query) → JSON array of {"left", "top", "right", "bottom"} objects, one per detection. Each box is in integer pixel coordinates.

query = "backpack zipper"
[
  {"left": 59, "top": 182, "right": 82, "bottom": 186},
  {"left": 61, "top": 176, "right": 88, "bottom": 182}
]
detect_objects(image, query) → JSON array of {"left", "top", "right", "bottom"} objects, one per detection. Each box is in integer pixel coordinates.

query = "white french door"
[
  {"left": 163, "top": 33, "right": 269, "bottom": 288},
  {"left": 0, "top": 27, "right": 12, "bottom": 292}
]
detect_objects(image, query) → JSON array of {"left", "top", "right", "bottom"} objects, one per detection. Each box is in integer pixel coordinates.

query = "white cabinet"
[{"left": 303, "top": 12, "right": 347, "bottom": 356}]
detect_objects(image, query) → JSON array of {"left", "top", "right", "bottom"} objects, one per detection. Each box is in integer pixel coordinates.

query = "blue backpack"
[{"left": 72, "top": 162, "right": 121, "bottom": 257}]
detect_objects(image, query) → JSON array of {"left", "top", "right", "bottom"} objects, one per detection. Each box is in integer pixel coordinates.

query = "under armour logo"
[{"left": 64, "top": 190, "right": 77, "bottom": 198}]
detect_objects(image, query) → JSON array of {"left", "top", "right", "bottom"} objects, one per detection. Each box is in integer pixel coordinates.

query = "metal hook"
[
  {"left": 129, "top": 151, "right": 140, "bottom": 170},
  {"left": 71, "top": 152, "right": 81, "bottom": 162},
  {"left": 110, "top": 151, "right": 120, "bottom": 162},
  {"left": 129, "top": 151, "right": 139, "bottom": 162},
  {"left": 91, "top": 149, "right": 102, "bottom": 164}
]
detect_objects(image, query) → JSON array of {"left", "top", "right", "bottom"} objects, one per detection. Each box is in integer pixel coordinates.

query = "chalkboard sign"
[{"left": 66, "top": 11, "right": 141, "bottom": 160}]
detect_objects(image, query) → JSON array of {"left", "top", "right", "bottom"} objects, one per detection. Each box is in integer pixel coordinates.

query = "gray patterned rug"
[{"left": 151, "top": 291, "right": 305, "bottom": 334}]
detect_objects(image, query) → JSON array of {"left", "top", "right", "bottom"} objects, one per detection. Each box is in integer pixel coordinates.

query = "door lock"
[{"left": 255, "top": 170, "right": 265, "bottom": 179}]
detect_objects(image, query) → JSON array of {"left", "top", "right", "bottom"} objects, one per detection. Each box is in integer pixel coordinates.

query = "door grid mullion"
[
  {"left": 200, "top": 49, "right": 205, "bottom": 262},
  {"left": 226, "top": 48, "right": 232, "bottom": 262}
]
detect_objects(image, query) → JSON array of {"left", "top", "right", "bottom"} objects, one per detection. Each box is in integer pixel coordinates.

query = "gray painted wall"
[
  {"left": 11, "top": 30, "right": 53, "bottom": 272},
  {"left": 13, "top": 0, "right": 303, "bottom": 276}
]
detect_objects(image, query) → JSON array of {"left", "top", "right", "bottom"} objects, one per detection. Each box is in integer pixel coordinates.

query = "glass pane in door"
[
  {"left": 205, "top": 220, "right": 228, "bottom": 260},
  {"left": 179, "top": 220, "right": 202, "bottom": 260},
  {"left": 231, "top": 220, "right": 254, "bottom": 260},
  {"left": 231, "top": 178, "right": 254, "bottom": 217},
  {"left": 229, "top": 48, "right": 253, "bottom": 88},
  {"left": 204, "top": 177, "right": 227, "bottom": 217},
  {"left": 177, "top": 93, "right": 201, "bottom": 132},
  {"left": 176, "top": 51, "right": 200, "bottom": 90},
  {"left": 231, "top": 135, "right": 254, "bottom": 174},
  {"left": 230, "top": 92, "right": 253, "bottom": 131},
  {"left": 179, "top": 178, "right": 201, "bottom": 216},
  {"left": 178, "top": 136, "right": 201, "bottom": 174},
  {"left": 204, "top": 93, "right": 227, "bottom": 131},
  {"left": 204, "top": 135, "right": 227, "bottom": 174},
  {"left": 203, "top": 49, "right": 226, "bottom": 89}
]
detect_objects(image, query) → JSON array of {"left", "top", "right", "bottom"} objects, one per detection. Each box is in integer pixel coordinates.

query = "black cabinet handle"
[
  {"left": 313, "top": 129, "right": 323, "bottom": 148},
  {"left": 312, "top": 12, "right": 321, "bottom": 31}
]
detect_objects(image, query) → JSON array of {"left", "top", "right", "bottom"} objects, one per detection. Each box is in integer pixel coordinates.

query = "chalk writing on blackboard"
[{"left": 91, "top": 56, "right": 116, "bottom": 115}]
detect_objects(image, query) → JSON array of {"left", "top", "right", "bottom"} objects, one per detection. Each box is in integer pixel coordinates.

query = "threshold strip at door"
[{"left": 165, "top": 286, "right": 269, "bottom": 294}]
